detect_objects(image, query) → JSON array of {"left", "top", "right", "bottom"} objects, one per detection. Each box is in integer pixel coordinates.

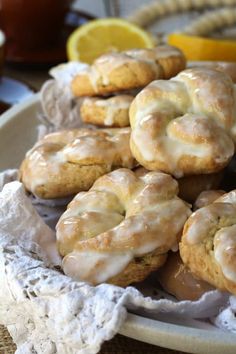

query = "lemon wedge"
[
  {"left": 168, "top": 33, "right": 236, "bottom": 62},
  {"left": 67, "top": 18, "right": 155, "bottom": 64}
]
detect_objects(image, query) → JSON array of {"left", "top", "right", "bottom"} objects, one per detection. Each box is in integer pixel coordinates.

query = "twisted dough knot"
[
  {"left": 56, "top": 168, "right": 191, "bottom": 286},
  {"left": 19, "top": 128, "right": 136, "bottom": 199},
  {"left": 71, "top": 45, "right": 186, "bottom": 96},
  {"left": 130, "top": 67, "right": 236, "bottom": 177},
  {"left": 180, "top": 190, "right": 236, "bottom": 295}
]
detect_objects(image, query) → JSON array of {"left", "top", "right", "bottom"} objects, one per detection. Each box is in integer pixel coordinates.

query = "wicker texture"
[{"left": 0, "top": 325, "right": 186, "bottom": 354}]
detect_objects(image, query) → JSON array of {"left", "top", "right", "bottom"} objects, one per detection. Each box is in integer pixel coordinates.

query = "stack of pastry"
[
  {"left": 19, "top": 45, "right": 236, "bottom": 300},
  {"left": 76, "top": 45, "right": 186, "bottom": 128}
]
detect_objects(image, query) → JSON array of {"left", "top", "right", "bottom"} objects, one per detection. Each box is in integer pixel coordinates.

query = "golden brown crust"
[
  {"left": 72, "top": 54, "right": 161, "bottom": 97},
  {"left": 180, "top": 239, "right": 233, "bottom": 293},
  {"left": 109, "top": 251, "right": 167, "bottom": 287},
  {"left": 19, "top": 159, "right": 110, "bottom": 199},
  {"left": 19, "top": 128, "right": 136, "bottom": 199},
  {"left": 130, "top": 68, "right": 235, "bottom": 177},
  {"left": 125, "top": 45, "right": 186, "bottom": 79},
  {"left": 180, "top": 191, "right": 236, "bottom": 295},
  {"left": 71, "top": 45, "right": 185, "bottom": 97},
  {"left": 153, "top": 47, "right": 186, "bottom": 79},
  {"left": 80, "top": 95, "right": 133, "bottom": 127},
  {"left": 57, "top": 168, "right": 191, "bottom": 286}
]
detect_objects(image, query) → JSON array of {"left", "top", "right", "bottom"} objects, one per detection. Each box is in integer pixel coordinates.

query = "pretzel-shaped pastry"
[
  {"left": 180, "top": 190, "right": 236, "bottom": 295},
  {"left": 80, "top": 95, "right": 133, "bottom": 127},
  {"left": 56, "top": 168, "right": 191, "bottom": 286},
  {"left": 130, "top": 68, "right": 236, "bottom": 177},
  {"left": 19, "top": 128, "right": 136, "bottom": 199},
  {"left": 71, "top": 45, "right": 186, "bottom": 97},
  {"left": 158, "top": 252, "right": 214, "bottom": 301}
]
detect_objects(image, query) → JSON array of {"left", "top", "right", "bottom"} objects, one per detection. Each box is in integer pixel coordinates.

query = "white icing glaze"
[
  {"left": 63, "top": 135, "right": 113, "bottom": 162},
  {"left": 26, "top": 148, "right": 66, "bottom": 192},
  {"left": 62, "top": 200, "right": 189, "bottom": 285},
  {"left": 24, "top": 129, "right": 134, "bottom": 195},
  {"left": 92, "top": 95, "right": 133, "bottom": 126},
  {"left": 87, "top": 66, "right": 101, "bottom": 92},
  {"left": 89, "top": 54, "right": 134, "bottom": 90},
  {"left": 214, "top": 225, "right": 236, "bottom": 283},
  {"left": 85, "top": 48, "right": 169, "bottom": 91},
  {"left": 63, "top": 251, "right": 132, "bottom": 284},
  {"left": 177, "top": 69, "right": 236, "bottom": 130},
  {"left": 215, "top": 190, "right": 236, "bottom": 205},
  {"left": 62, "top": 129, "right": 133, "bottom": 168},
  {"left": 133, "top": 114, "right": 229, "bottom": 177},
  {"left": 58, "top": 170, "right": 191, "bottom": 284},
  {"left": 131, "top": 68, "right": 235, "bottom": 176},
  {"left": 186, "top": 203, "right": 236, "bottom": 245}
]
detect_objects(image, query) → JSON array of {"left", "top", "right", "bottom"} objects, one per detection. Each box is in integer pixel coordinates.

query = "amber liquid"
[{"left": 0, "top": 0, "right": 71, "bottom": 52}]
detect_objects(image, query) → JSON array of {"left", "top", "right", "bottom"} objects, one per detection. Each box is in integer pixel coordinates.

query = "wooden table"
[{"left": 0, "top": 62, "right": 187, "bottom": 354}]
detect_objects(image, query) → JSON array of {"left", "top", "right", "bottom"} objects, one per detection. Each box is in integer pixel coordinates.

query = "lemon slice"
[
  {"left": 67, "top": 18, "right": 155, "bottom": 64},
  {"left": 168, "top": 33, "right": 236, "bottom": 62}
]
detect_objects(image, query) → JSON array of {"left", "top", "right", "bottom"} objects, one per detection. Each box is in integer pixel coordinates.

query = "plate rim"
[
  {"left": 0, "top": 93, "right": 40, "bottom": 129},
  {"left": 121, "top": 313, "right": 236, "bottom": 353}
]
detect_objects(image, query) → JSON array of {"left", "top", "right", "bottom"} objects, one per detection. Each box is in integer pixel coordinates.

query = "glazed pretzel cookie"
[
  {"left": 158, "top": 252, "right": 214, "bottom": 301},
  {"left": 19, "top": 128, "right": 136, "bottom": 199},
  {"left": 130, "top": 67, "right": 236, "bottom": 177},
  {"left": 180, "top": 190, "right": 236, "bottom": 295},
  {"left": 71, "top": 45, "right": 186, "bottom": 97},
  {"left": 80, "top": 94, "right": 133, "bottom": 127},
  {"left": 56, "top": 168, "right": 191, "bottom": 286}
]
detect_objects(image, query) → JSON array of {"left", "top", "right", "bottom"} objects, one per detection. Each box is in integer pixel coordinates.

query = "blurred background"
[{"left": 0, "top": 0, "right": 236, "bottom": 112}]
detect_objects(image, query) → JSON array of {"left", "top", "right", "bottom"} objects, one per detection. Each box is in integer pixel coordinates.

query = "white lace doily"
[{"left": 0, "top": 176, "right": 236, "bottom": 354}]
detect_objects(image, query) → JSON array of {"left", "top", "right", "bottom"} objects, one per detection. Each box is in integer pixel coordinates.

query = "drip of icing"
[
  {"left": 94, "top": 96, "right": 132, "bottom": 126},
  {"left": 63, "top": 251, "right": 133, "bottom": 284}
]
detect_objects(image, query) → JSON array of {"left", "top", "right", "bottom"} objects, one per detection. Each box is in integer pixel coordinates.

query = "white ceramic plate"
[{"left": 1, "top": 95, "right": 236, "bottom": 354}]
